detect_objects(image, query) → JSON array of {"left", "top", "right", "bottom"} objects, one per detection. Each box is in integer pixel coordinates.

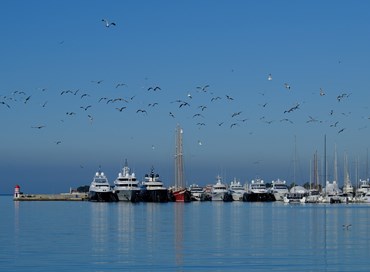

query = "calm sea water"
[{"left": 1, "top": 195, "right": 370, "bottom": 271}]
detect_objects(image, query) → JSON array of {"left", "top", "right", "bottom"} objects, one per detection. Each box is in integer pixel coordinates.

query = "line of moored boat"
[{"left": 88, "top": 162, "right": 370, "bottom": 204}]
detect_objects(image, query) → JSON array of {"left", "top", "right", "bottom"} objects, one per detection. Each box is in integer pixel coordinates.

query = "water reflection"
[
  {"left": 174, "top": 203, "right": 184, "bottom": 268},
  {"left": 90, "top": 203, "right": 110, "bottom": 264}
]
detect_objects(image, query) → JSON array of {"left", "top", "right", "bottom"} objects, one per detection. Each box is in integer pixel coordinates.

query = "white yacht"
[
  {"left": 356, "top": 179, "right": 370, "bottom": 197},
  {"left": 211, "top": 175, "right": 232, "bottom": 201},
  {"left": 140, "top": 167, "right": 169, "bottom": 202},
  {"left": 244, "top": 178, "right": 275, "bottom": 202},
  {"left": 113, "top": 160, "right": 141, "bottom": 202},
  {"left": 188, "top": 184, "right": 206, "bottom": 201},
  {"left": 88, "top": 168, "right": 117, "bottom": 202},
  {"left": 269, "top": 179, "right": 289, "bottom": 201},
  {"left": 358, "top": 191, "right": 370, "bottom": 203},
  {"left": 229, "top": 178, "right": 246, "bottom": 201},
  {"left": 283, "top": 186, "right": 307, "bottom": 204},
  {"left": 322, "top": 181, "right": 342, "bottom": 203}
]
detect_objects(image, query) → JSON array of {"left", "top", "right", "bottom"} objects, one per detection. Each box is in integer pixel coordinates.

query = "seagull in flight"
[
  {"left": 196, "top": 85, "right": 209, "bottom": 92},
  {"left": 342, "top": 224, "right": 352, "bottom": 230},
  {"left": 116, "top": 106, "right": 126, "bottom": 112},
  {"left": 320, "top": 88, "right": 325, "bottom": 96},
  {"left": 268, "top": 73, "right": 272, "bottom": 81},
  {"left": 148, "top": 86, "right": 161, "bottom": 91},
  {"left": 284, "top": 83, "right": 291, "bottom": 90},
  {"left": 31, "top": 125, "right": 45, "bottom": 129},
  {"left": 102, "top": 19, "right": 116, "bottom": 27}
]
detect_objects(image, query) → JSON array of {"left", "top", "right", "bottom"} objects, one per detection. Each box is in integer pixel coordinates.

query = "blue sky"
[{"left": 1, "top": 1, "right": 370, "bottom": 193}]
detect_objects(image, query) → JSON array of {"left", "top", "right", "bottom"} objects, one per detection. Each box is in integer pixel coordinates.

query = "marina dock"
[
  {"left": 14, "top": 193, "right": 88, "bottom": 201},
  {"left": 13, "top": 185, "right": 88, "bottom": 201}
]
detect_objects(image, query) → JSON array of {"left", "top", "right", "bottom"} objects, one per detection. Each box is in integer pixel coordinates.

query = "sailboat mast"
[
  {"left": 324, "top": 134, "right": 327, "bottom": 185},
  {"left": 334, "top": 144, "right": 338, "bottom": 182},
  {"left": 175, "top": 125, "right": 184, "bottom": 188}
]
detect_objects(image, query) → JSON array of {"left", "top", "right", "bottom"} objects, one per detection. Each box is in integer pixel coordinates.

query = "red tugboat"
[{"left": 169, "top": 125, "right": 191, "bottom": 202}]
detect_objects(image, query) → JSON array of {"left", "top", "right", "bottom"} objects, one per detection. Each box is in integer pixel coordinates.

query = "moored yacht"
[
  {"left": 113, "top": 160, "right": 141, "bottom": 202},
  {"left": 322, "top": 181, "right": 342, "bottom": 203},
  {"left": 88, "top": 168, "right": 117, "bottom": 202},
  {"left": 244, "top": 178, "right": 275, "bottom": 202},
  {"left": 211, "top": 175, "right": 233, "bottom": 201},
  {"left": 283, "top": 186, "right": 307, "bottom": 203},
  {"left": 188, "top": 184, "right": 208, "bottom": 201},
  {"left": 229, "top": 178, "right": 246, "bottom": 201},
  {"left": 356, "top": 179, "right": 370, "bottom": 197},
  {"left": 140, "top": 167, "right": 169, "bottom": 202},
  {"left": 269, "top": 179, "right": 289, "bottom": 201}
]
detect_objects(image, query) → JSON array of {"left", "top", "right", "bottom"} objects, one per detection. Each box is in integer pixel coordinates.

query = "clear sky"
[{"left": 1, "top": 1, "right": 370, "bottom": 193}]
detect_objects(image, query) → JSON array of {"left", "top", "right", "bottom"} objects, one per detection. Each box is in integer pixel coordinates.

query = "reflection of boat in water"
[
  {"left": 244, "top": 178, "right": 275, "bottom": 202},
  {"left": 140, "top": 167, "right": 169, "bottom": 202},
  {"left": 88, "top": 168, "right": 117, "bottom": 202},
  {"left": 211, "top": 176, "right": 233, "bottom": 201},
  {"left": 229, "top": 178, "right": 246, "bottom": 201},
  {"left": 269, "top": 179, "right": 289, "bottom": 201},
  {"left": 113, "top": 160, "right": 141, "bottom": 202}
]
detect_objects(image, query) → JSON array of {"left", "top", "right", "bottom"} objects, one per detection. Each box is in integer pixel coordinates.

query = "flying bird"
[
  {"left": 148, "top": 86, "right": 161, "bottom": 91},
  {"left": 136, "top": 109, "right": 147, "bottom": 115},
  {"left": 31, "top": 125, "right": 45, "bottom": 129},
  {"left": 102, "top": 19, "right": 116, "bottom": 27},
  {"left": 24, "top": 95, "right": 31, "bottom": 104},
  {"left": 342, "top": 224, "right": 352, "bottom": 230},
  {"left": 320, "top": 88, "right": 325, "bottom": 96},
  {"left": 196, "top": 85, "right": 209, "bottom": 92},
  {"left": 115, "top": 83, "right": 126, "bottom": 88},
  {"left": 169, "top": 112, "right": 175, "bottom": 118},
  {"left": 91, "top": 80, "right": 103, "bottom": 84},
  {"left": 81, "top": 93, "right": 90, "bottom": 99},
  {"left": 80, "top": 105, "right": 92, "bottom": 111},
  {"left": 268, "top": 74, "right": 272, "bottom": 81},
  {"left": 231, "top": 111, "right": 242, "bottom": 118},
  {"left": 338, "top": 128, "right": 345, "bottom": 134},
  {"left": 116, "top": 106, "right": 126, "bottom": 112},
  {"left": 211, "top": 96, "right": 222, "bottom": 102},
  {"left": 284, "top": 103, "right": 300, "bottom": 113},
  {"left": 284, "top": 83, "right": 291, "bottom": 90},
  {"left": 226, "top": 95, "right": 234, "bottom": 101},
  {"left": 0, "top": 101, "right": 10, "bottom": 108}
]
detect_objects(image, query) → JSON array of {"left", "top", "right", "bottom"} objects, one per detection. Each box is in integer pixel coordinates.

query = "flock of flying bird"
[{"left": 0, "top": 18, "right": 368, "bottom": 149}]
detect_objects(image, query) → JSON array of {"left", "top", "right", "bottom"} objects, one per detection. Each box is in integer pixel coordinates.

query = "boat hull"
[
  {"left": 115, "top": 189, "right": 141, "bottom": 202},
  {"left": 141, "top": 189, "right": 169, "bottom": 202},
  {"left": 88, "top": 191, "right": 118, "bottom": 202},
  {"left": 212, "top": 192, "right": 233, "bottom": 202},
  {"left": 243, "top": 192, "right": 275, "bottom": 202},
  {"left": 169, "top": 188, "right": 191, "bottom": 202}
]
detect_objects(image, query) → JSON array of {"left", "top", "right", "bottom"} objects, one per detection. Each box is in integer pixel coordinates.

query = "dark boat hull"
[
  {"left": 88, "top": 191, "right": 118, "bottom": 202},
  {"left": 243, "top": 192, "right": 275, "bottom": 202},
  {"left": 141, "top": 189, "right": 169, "bottom": 202}
]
